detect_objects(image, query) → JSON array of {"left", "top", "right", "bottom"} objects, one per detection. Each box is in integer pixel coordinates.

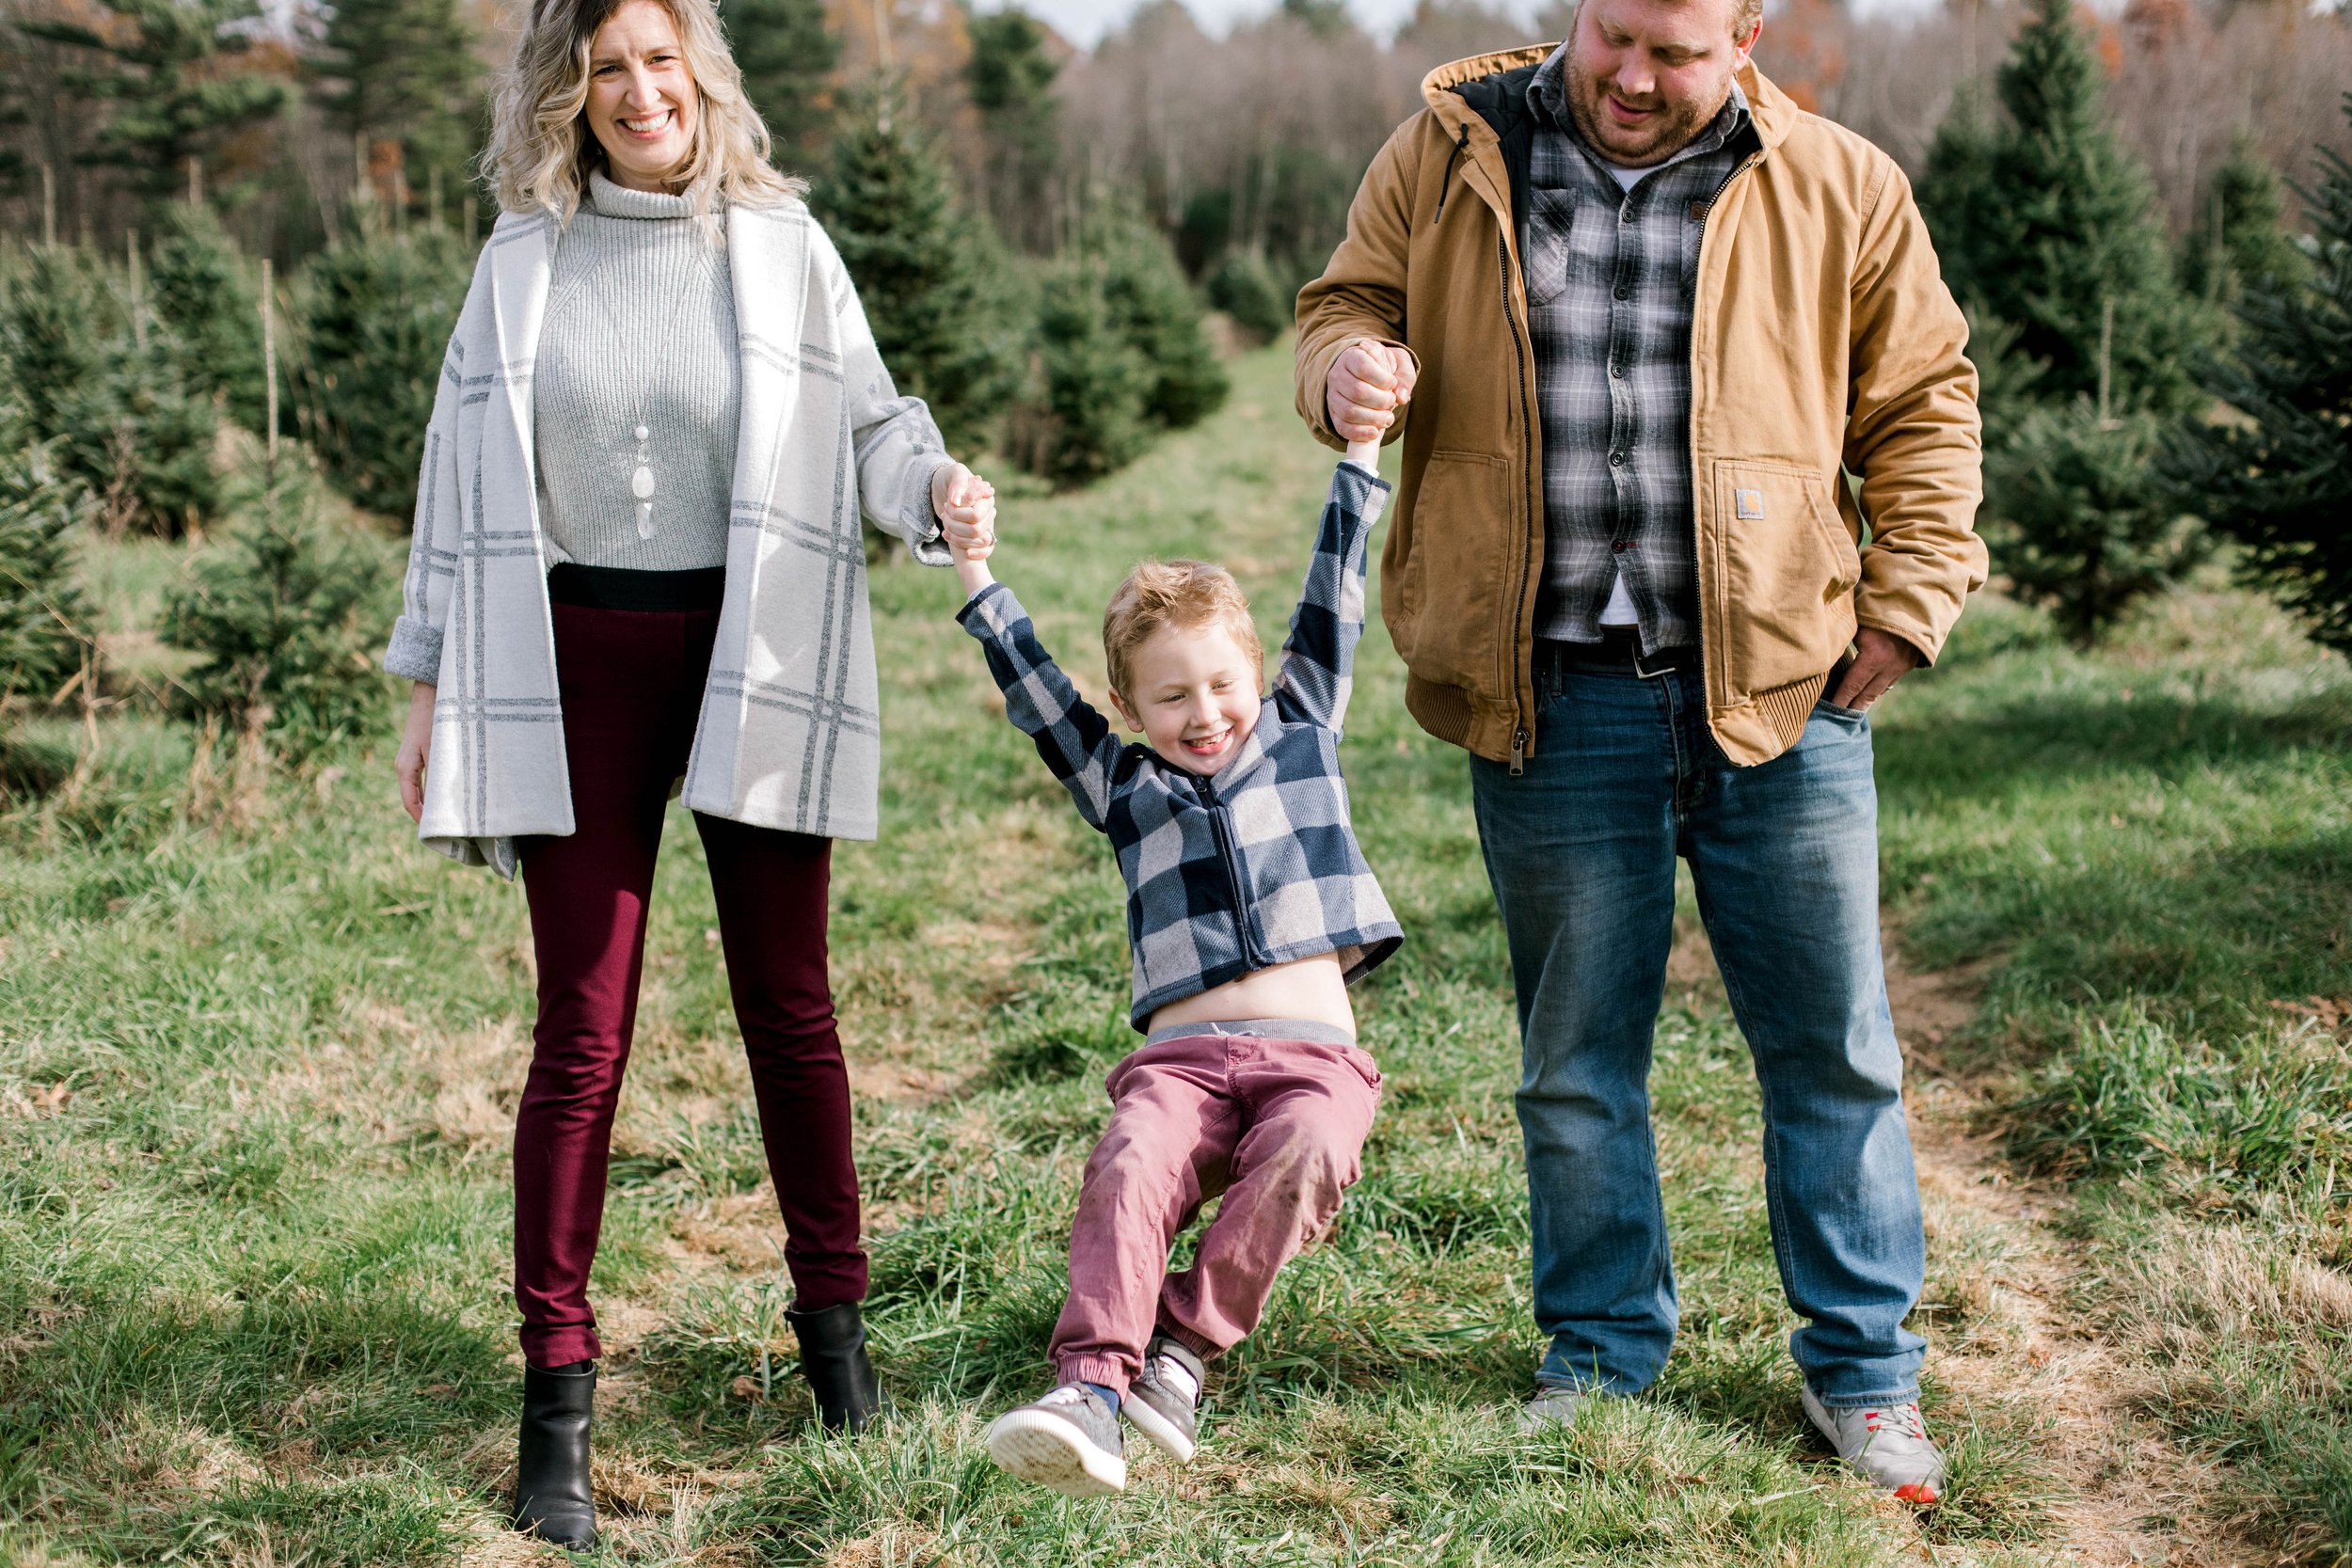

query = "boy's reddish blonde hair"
[{"left": 1103, "top": 560, "right": 1262, "bottom": 697}]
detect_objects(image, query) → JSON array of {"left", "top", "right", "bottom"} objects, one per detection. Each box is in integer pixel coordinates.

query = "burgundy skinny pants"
[{"left": 513, "top": 599, "right": 866, "bottom": 1369}]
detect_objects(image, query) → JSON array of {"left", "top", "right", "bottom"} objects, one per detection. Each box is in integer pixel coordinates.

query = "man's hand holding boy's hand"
[{"left": 1327, "top": 341, "right": 1417, "bottom": 445}]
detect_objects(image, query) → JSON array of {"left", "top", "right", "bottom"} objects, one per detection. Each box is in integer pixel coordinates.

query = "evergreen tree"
[
  {"left": 1092, "top": 213, "right": 1227, "bottom": 431},
  {"left": 0, "top": 403, "right": 89, "bottom": 714},
  {"left": 729, "top": 0, "right": 838, "bottom": 166},
  {"left": 0, "top": 417, "right": 87, "bottom": 798},
  {"left": 2163, "top": 101, "right": 2352, "bottom": 655},
  {"left": 150, "top": 204, "right": 265, "bottom": 435},
  {"left": 311, "top": 0, "right": 484, "bottom": 219},
  {"left": 813, "top": 82, "right": 1009, "bottom": 456},
  {"left": 2179, "top": 134, "right": 2308, "bottom": 309},
  {"left": 1206, "top": 247, "right": 1293, "bottom": 344},
  {"left": 1963, "top": 310, "right": 2048, "bottom": 455},
  {"left": 294, "top": 226, "right": 471, "bottom": 517},
  {"left": 1948, "top": 0, "right": 2206, "bottom": 419},
  {"left": 966, "top": 7, "right": 1062, "bottom": 253},
  {"left": 14, "top": 0, "right": 293, "bottom": 205},
  {"left": 54, "top": 341, "right": 224, "bottom": 538},
  {"left": 1, "top": 246, "right": 221, "bottom": 537},
  {"left": 163, "top": 454, "right": 395, "bottom": 759},
  {"left": 1990, "top": 404, "right": 2208, "bottom": 644},
  {"left": 1918, "top": 77, "right": 2002, "bottom": 315},
  {"left": 1020, "top": 261, "right": 1150, "bottom": 489},
  {"left": 0, "top": 247, "right": 108, "bottom": 440}
]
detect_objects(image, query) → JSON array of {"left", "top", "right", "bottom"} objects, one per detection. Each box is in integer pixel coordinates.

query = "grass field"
[{"left": 1, "top": 341, "right": 2345, "bottom": 1567}]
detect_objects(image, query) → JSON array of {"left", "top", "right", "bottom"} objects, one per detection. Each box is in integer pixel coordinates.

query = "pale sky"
[
  {"left": 978, "top": 0, "right": 1930, "bottom": 51},
  {"left": 991, "top": 0, "right": 1545, "bottom": 50}
]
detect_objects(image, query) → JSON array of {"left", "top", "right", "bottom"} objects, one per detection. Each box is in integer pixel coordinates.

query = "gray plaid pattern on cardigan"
[
  {"left": 384, "top": 202, "right": 955, "bottom": 876},
  {"left": 1522, "top": 45, "right": 1757, "bottom": 653},
  {"left": 958, "top": 462, "right": 1405, "bottom": 1030}
]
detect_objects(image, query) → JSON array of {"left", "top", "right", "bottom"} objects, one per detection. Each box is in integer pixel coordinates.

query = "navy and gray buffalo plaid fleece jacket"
[{"left": 957, "top": 460, "right": 1405, "bottom": 1032}]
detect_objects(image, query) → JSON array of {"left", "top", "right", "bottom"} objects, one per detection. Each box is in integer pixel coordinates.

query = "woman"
[{"left": 384, "top": 0, "right": 994, "bottom": 1546}]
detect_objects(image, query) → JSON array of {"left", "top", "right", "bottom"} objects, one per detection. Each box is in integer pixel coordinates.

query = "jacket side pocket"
[
  {"left": 1391, "top": 449, "right": 1511, "bottom": 688},
  {"left": 1712, "top": 459, "right": 1861, "bottom": 701}
]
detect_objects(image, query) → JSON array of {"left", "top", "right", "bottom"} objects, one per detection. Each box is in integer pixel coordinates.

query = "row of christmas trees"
[{"left": 1922, "top": 0, "right": 2349, "bottom": 655}]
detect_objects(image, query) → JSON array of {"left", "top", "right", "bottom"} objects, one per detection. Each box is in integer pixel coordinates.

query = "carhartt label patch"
[{"left": 1735, "top": 488, "right": 1765, "bottom": 520}]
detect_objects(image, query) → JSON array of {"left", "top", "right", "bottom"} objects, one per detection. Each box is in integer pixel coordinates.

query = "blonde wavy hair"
[
  {"left": 1103, "top": 561, "right": 1263, "bottom": 700},
  {"left": 483, "top": 0, "right": 804, "bottom": 224}
]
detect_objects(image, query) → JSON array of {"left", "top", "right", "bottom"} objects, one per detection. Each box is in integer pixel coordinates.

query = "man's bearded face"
[{"left": 1563, "top": 0, "right": 1750, "bottom": 167}]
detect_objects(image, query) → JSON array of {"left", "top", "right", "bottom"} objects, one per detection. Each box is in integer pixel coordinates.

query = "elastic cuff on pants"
[
  {"left": 1155, "top": 1319, "right": 1220, "bottom": 1361},
  {"left": 1054, "top": 1355, "right": 1131, "bottom": 1397}
]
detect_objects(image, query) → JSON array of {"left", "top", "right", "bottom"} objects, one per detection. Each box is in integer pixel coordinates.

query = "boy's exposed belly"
[{"left": 1146, "top": 952, "right": 1356, "bottom": 1038}]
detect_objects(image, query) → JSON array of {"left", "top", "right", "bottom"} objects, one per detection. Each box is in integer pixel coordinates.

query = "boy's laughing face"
[{"left": 1109, "top": 623, "right": 1263, "bottom": 777}]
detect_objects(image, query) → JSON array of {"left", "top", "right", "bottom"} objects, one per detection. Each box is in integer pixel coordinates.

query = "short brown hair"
[
  {"left": 1103, "top": 560, "right": 1263, "bottom": 698},
  {"left": 1566, "top": 0, "right": 1761, "bottom": 47}
]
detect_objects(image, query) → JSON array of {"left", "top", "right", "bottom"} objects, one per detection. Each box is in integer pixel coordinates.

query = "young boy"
[{"left": 941, "top": 437, "right": 1403, "bottom": 1497}]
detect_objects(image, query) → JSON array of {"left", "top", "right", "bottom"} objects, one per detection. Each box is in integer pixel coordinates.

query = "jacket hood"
[{"left": 1421, "top": 44, "right": 1801, "bottom": 153}]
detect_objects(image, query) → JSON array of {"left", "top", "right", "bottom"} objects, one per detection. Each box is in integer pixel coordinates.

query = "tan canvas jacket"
[{"left": 1296, "top": 50, "right": 1987, "bottom": 768}]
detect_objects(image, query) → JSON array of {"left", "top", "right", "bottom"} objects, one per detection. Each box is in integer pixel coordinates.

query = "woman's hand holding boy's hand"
[
  {"left": 933, "top": 463, "right": 993, "bottom": 532},
  {"left": 936, "top": 463, "right": 998, "bottom": 596}
]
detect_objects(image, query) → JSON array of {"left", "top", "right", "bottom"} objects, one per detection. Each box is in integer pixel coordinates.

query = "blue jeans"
[{"left": 1469, "top": 659, "right": 1925, "bottom": 1407}]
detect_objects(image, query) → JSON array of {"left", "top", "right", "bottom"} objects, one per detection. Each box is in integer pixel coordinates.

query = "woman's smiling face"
[{"left": 584, "top": 0, "right": 696, "bottom": 192}]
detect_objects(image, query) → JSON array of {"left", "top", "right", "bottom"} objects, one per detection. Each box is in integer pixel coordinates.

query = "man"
[{"left": 1295, "top": 0, "right": 1985, "bottom": 1504}]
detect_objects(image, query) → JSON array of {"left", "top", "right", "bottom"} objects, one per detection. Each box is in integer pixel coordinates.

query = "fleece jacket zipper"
[{"left": 1196, "top": 774, "right": 1269, "bottom": 971}]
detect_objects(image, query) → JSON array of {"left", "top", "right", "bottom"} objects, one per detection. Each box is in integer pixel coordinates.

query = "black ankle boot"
[
  {"left": 515, "top": 1359, "right": 597, "bottom": 1549},
  {"left": 786, "top": 1300, "right": 883, "bottom": 1433}
]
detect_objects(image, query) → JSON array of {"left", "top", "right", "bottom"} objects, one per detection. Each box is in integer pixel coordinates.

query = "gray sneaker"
[
  {"left": 1517, "top": 1385, "right": 1588, "bottom": 1432},
  {"left": 1800, "top": 1385, "right": 1946, "bottom": 1504},
  {"left": 1124, "top": 1335, "right": 1205, "bottom": 1462},
  {"left": 985, "top": 1385, "right": 1126, "bottom": 1497}
]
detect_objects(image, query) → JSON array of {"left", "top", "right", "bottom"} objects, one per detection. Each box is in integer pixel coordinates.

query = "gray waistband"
[{"left": 1144, "top": 1017, "right": 1358, "bottom": 1049}]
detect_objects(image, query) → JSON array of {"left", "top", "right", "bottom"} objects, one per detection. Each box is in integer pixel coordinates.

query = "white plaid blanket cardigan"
[{"left": 382, "top": 201, "right": 955, "bottom": 877}]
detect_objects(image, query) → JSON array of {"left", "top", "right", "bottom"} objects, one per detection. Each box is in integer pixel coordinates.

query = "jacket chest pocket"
[
  {"left": 1522, "top": 188, "right": 1578, "bottom": 309},
  {"left": 1712, "top": 459, "right": 1861, "bottom": 699}
]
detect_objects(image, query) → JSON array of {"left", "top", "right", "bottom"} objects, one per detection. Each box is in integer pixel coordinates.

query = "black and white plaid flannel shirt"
[
  {"left": 958, "top": 462, "right": 1405, "bottom": 1031},
  {"left": 1522, "top": 43, "right": 1757, "bottom": 653}
]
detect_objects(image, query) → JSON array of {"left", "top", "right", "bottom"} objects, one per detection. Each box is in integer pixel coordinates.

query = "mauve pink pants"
[{"left": 1050, "top": 1029, "right": 1382, "bottom": 1395}]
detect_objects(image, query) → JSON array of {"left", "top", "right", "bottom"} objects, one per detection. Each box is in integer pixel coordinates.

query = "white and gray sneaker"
[
  {"left": 1800, "top": 1385, "right": 1947, "bottom": 1505},
  {"left": 1517, "top": 1385, "right": 1589, "bottom": 1432},
  {"left": 1124, "top": 1335, "right": 1205, "bottom": 1462},
  {"left": 986, "top": 1385, "right": 1126, "bottom": 1497}
]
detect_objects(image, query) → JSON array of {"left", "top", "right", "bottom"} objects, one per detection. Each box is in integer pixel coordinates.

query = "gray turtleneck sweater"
[{"left": 534, "top": 171, "right": 739, "bottom": 571}]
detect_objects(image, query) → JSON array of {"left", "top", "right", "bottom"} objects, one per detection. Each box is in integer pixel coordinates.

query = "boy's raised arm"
[
  {"left": 951, "top": 516, "right": 1126, "bottom": 832},
  {"left": 1273, "top": 439, "right": 1391, "bottom": 734}
]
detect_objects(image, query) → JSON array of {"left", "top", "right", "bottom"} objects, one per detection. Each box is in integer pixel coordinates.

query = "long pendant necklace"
[{"left": 620, "top": 244, "right": 715, "bottom": 542}]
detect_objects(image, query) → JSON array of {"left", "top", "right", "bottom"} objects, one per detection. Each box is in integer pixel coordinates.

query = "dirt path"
[
  {"left": 1882, "top": 944, "right": 2228, "bottom": 1566},
  {"left": 1670, "top": 918, "right": 2240, "bottom": 1566}
]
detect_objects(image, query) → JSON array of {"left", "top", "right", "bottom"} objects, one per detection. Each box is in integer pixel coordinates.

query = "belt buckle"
[{"left": 1632, "top": 643, "right": 1676, "bottom": 679}]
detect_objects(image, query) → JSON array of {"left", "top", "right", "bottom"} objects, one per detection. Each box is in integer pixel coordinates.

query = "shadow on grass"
[
  {"left": 1901, "top": 835, "right": 2350, "bottom": 1035},
  {"left": 1876, "top": 687, "right": 2352, "bottom": 806}
]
